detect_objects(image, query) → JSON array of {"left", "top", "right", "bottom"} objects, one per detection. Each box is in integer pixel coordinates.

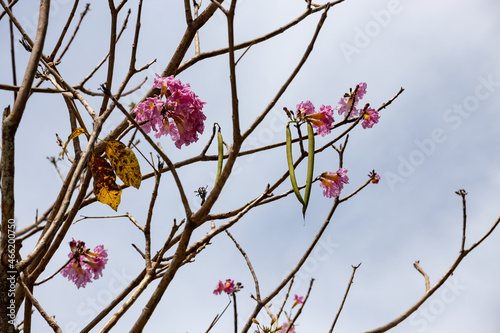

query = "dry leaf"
[
  {"left": 105, "top": 140, "right": 142, "bottom": 189},
  {"left": 89, "top": 154, "right": 122, "bottom": 211},
  {"left": 60, "top": 127, "right": 87, "bottom": 159}
]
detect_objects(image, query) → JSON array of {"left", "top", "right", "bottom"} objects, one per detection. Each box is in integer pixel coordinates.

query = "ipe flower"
[
  {"left": 278, "top": 321, "right": 296, "bottom": 333},
  {"left": 213, "top": 279, "right": 243, "bottom": 295},
  {"left": 61, "top": 239, "right": 108, "bottom": 288},
  {"left": 296, "top": 101, "right": 335, "bottom": 136},
  {"left": 213, "top": 279, "right": 235, "bottom": 295},
  {"left": 337, "top": 82, "right": 367, "bottom": 118},
  {"left": 369, "top": 170, "right": 380, "bottom": 184},
  {"left": 134, "top": 74, "right": 206, "bottom": 149},
  {"left": 319, "top": 168, "right": 349, "bottom": 198},
  {"left": 361, "top": 105, "right": 380, "bottom": 129},
  {"left": 292, "top": 294, "right": 304, "bottom": 308}
]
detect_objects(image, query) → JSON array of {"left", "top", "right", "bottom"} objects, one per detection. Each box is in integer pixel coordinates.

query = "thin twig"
[
  {"left": 287, "top": 278, "right": 315, "bottom": 333},
  {"left": 8, "top": 0, "right": 17, "bottom": 102},
  {"left": 241, "top": 2, "right": 334, "bottom": 142},
  {"left": 145, "top": 169, "right": 162, "bottom": 270},
  {"left": 51, "top": 1, "right": 83, "bottom": 62},
  {"left": 329, "top": 264, "right": 361, "bottom": 332},
  {"left": 19, "top": 279, "right": 62, "bottom": 332},
  {"left": 365, "top": 210, "right": 500, "bottom": 332},
  {"left": 413, "top": 261, "right": 430, "bottom": 292},
  {"left": 226, "top": 231, "right": 260, "bottom": 300},
  {"left": 456, "top": 189, "right": 468, "bottom": 251},
  {"left": 205, "top": 299, "right": 231, "bottom": 333},
  {"left": 277, "top": 277, "right": 294, "bottom": 321},
  {"left": 33, "top": 258, "right": 72, "bottom": 286},
  {"left": 177, "top": 1, "right": 345, "bottom": 74}
]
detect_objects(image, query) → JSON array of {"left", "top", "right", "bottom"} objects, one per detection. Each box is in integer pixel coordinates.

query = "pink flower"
[
  {"left": 213, "top": 279, "right": 235, "bottom": 295},
  {"left": 223, "top": 279, "right": 235, "bottom": 294},
  {"left": 361, "top": 106, "right": 380, "bottom": 129},
  {"left": 134, "top": 74, "right": 206, "bottom": 149},
  {"left": 371, "top": 173, "right": 380, "bottom": 184},
  {"left": 336, "top": 82, "right": 367, "bottom": 118},
  {"left": 292, "top": 294, "right": 304, "bottom": 308},
  {"left": 134, "top": 97, "right": 166, "bottom": 135},
  {"left": 213, "top": 280, "right": 225, "bottom": 295},
  {"left": 278, "top": 322, "right": 296, "bottom": 333},
  {"left": 296, "top": 101, "right": 335, "bottom": 136},
  {"left": 61, "top": 239, "right": 108, "bottom": 288},
  {"left": 319, "top": 168, "right": 349, "bottom": 198}
]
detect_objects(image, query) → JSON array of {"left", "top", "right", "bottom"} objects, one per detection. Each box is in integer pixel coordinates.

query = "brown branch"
[
  {"left": 144, "top": 169, "right": 162, "bottom": 270},
  {"left": 76, "top": 7, "right": 131, "bottom": 88},
  {"left": 1, "top": 1, "right": 50, "bottom": 330},
  {"left": 364, "top": 208, "right": 500, "bottom": 333},
  {"left": 83, "top": 219, "right": 182, "bottom": 332},
  {"left": 241, "top": 3, "right": 335, "bottom": 142},
  {"left": 377, "top": 87, "right": 405, "bottom": 112},
  {"left": 287, "top": 278, "right": 315, "bottom": 333},
  {"left": 177, "top": 1, "right": 345, "bottom": 74},
  {"left": 8, "top": 0, "right": 17, "bottom": 102},
  {"left": 0, "top": 83, "right": 65, "bottom": 93},
  {"left": 18, "top": 279, "right": 62, "bottom": 333},
  {"left": 50, "top": 1, "right": 83, "bottom": 62},
  {"left": 276, "top": 277, "right": 294, "bottom": 322},
  {"left": 413, "top": 261, "right": 430, "bottom": 292},
  {"left": 241, "top": 197, "right": 341, "bottom": 332},
  {"left": 226, "top": 230, "right": 260, "bottom": 300},
  {"left": 329, "top": 264, "right": 361, "bottom": 332},
  {"left": 0, "top": 0, "right": 17, "bottom": 21},
  {"left": 193, "top": 0, "right": 202, "bottom": 55},
  {"left": 456, "top": 189, "right": 468, "bottom": 251}
]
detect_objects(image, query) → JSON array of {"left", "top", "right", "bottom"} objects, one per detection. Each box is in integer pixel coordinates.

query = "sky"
[{"left": 1, "top": 0, "right": 500, "bottom": 332}]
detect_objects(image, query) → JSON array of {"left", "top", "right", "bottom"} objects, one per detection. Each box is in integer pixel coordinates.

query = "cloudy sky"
[{"left": 1, "top": 0, "right": 500, "bottom": 332}]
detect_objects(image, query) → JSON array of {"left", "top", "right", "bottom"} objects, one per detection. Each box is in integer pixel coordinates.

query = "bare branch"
[
  {"left": 413, "top": 261, "right": 430, "bottom": 292},
  {"left": 18, "top": 279, "right": 62, "bottom": 333},
  {"left": 329, "top": 264, "right": 361, "bottom": 332},
  {"left": 51, "top": 1, "right": 85, "bottom": 62},
  {"left": 364, "top": 209, "right": 500, "bottom": 333},
  {"left": 226, "top": 231, "right": 260, "bottom": 300}
]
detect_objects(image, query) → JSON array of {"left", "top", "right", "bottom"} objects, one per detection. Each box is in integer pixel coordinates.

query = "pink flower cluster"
[
  {"left": 289, "top": 82, "right": 380, "bottom": 137},
  {"left": 278, "top": 321, "right": 296, "bottom": 333},
  {"left": 337, "top": 82, "right": 368, "bottom": 118},
  {"left": 295, "top": 101, "right": 335, "bottom": 136},
  {"left": 134, "top": 74, "right": 206, "bottom": 149},
  {"left": 319, "top": 168, "right": 349, "bottom": 198},
  {"left": 336, "top": 82, "right": 380, "bottom": 128},
  {"left": 213, "top": 279, "right": 235, "bottom": 295},
  {"left": 60, "top": 239, "right": 108, "bottom": 289},
  {"left": 361, "top": 107, "right": 380, "bottom": 129}
]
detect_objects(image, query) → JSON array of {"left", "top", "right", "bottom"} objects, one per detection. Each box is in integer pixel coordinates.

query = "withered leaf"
[
  {"left": 104, "top": 140, "right": 142, "bottom": 189},
  {"left": 60, "top": 127, "right": 87, "bottom": 159},
  {"left": 89, "top": 154, "right": 122, "bottom": 211}
]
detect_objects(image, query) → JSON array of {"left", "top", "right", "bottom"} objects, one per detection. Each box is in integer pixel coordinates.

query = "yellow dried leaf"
[
  {"left": 104, "top": 140, "right": 142, "bottom": 189},
  {"left": 60, "top": 127, "right": 87, "bottom": 159},
  {"left": 89, "top": 154, "right": 122, "bottom": 211}
]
